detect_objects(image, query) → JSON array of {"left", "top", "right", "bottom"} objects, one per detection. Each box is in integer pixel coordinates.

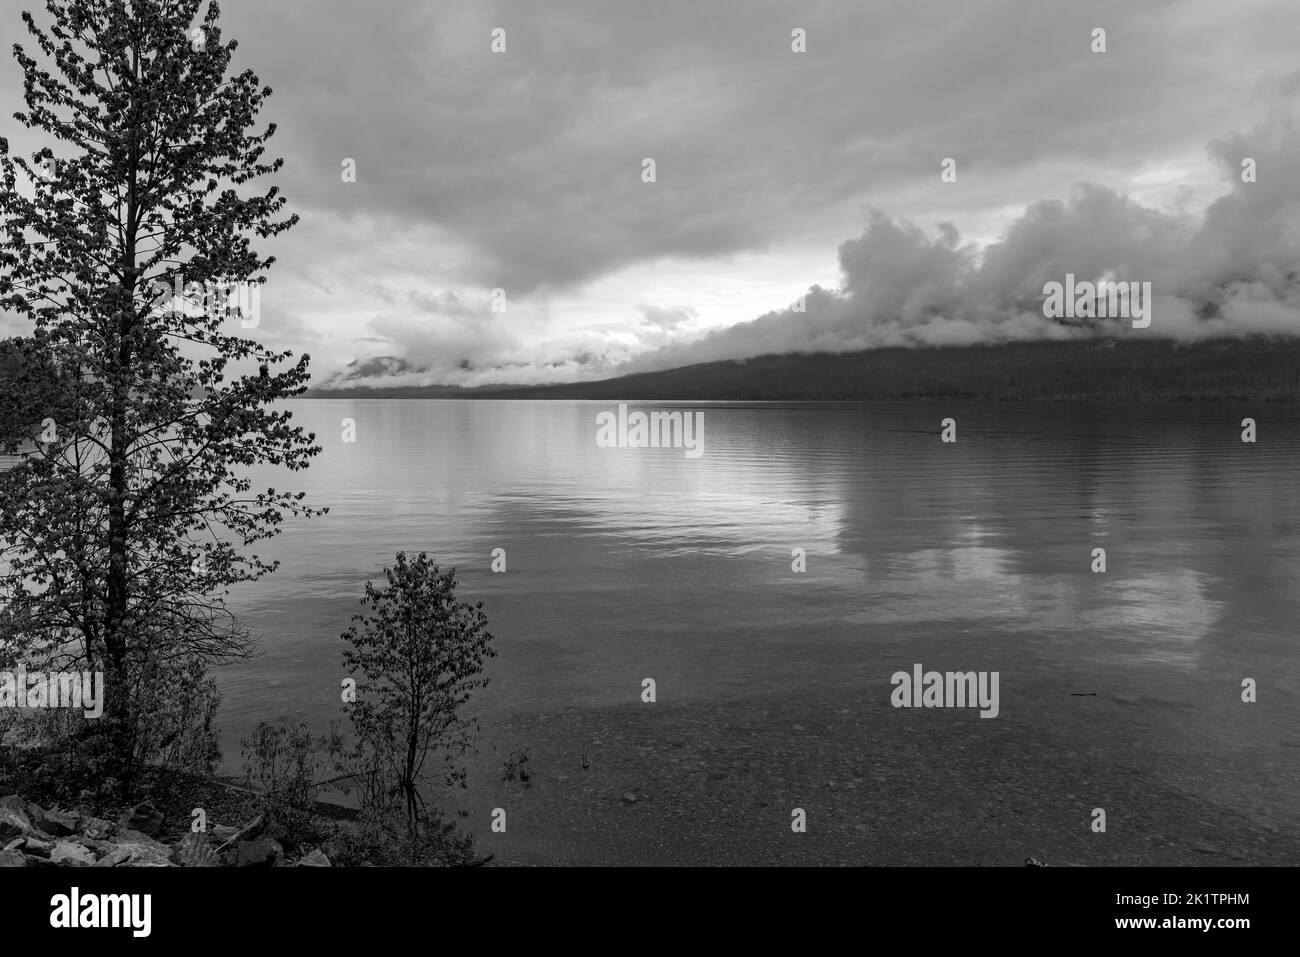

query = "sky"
[{"left": 1, "top": 0, "right": 1298, "bottom": 388}]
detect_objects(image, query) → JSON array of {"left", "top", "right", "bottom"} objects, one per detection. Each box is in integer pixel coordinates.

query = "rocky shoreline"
[{"left": 0, "top": 795, "right": 331, "bottom": 868}]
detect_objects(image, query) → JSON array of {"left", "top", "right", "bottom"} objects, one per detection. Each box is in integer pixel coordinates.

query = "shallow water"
[{"left": 206, "top": 400, "right": 1300, "bottom": 853}]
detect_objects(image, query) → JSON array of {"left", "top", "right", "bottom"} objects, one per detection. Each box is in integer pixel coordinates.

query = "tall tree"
[{"left": 0, "top": 0, "right": 323, "bottom": 785}]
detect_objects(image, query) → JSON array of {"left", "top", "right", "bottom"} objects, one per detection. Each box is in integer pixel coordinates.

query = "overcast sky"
[{"left": 2, "top": 0, "right": 1298, "bottom": 387}]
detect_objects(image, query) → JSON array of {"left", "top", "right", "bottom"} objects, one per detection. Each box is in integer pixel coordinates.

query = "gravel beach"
[{"left": 453, "top": 679, "right": 1300, "bottom": 867}]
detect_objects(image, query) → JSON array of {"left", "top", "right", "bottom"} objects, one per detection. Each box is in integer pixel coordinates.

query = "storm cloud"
[
  {"left": 1, "top": 0, "right": 1297, "bottom": 386},
  {"left": 630, "top": 98, "right": 1300, "bottom": 372}
]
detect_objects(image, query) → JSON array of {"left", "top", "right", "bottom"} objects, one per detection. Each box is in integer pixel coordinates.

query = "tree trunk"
[{"left": 102, "top": 53, "right": 143, "bottom": 791}]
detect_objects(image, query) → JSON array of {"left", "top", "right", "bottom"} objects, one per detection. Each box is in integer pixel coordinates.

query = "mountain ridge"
[{"left": 304, "top": 337, "right": 1300, "bottom": 402}]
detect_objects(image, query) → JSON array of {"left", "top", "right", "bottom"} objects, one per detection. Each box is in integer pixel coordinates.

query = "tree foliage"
[
  {"left": 340, "top": 553, "right": 495, "bottom": 832},
  {"left": 0, "top": 0, "right": 323, "bottom": 786},
  {"left": 0, "top": 335, "right": 70, "bottom": 451}
]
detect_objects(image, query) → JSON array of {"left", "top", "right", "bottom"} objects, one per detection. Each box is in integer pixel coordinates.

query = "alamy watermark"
[
  {"left": 1042, "top": 273, "right": 1151, "bottom": 328},
  {"left": 0, "top": 667, "right": 104, "bottom": 718},
  {"left": 50, "top": 887, "right": 151, "bottom": 937},
  {"left": 148, "top": 273, "right": 262, "bottom": 328},
  {"left": 595, "top": 404, "right": 704, "bottom": 458},
  {"left": 890, "top": 663, "right": 999, "bottom": 718}
]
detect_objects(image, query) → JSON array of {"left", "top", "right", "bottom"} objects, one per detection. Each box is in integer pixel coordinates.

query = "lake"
[
  {"left": 207, "top": 399, "right": 1300, "bottom": 863},
  {"left": 9, "top": 399, "right": 1296, "bottom": 863}
]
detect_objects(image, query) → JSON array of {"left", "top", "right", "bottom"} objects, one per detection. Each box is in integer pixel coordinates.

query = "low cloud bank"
[
  {"left": 626, "top": 107, "right": 1300, "bottom": 374},
  {"left": 327, "top": 105, "right": 1300, "bottom": 390}
]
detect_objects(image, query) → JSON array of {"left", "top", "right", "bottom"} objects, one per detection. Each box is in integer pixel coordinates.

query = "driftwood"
[
  {"left": 214, "top": 811, "right": 265, "bottom": 855},
  {"left": 205, "top": 777, "right": 261, "bottom": 796}
]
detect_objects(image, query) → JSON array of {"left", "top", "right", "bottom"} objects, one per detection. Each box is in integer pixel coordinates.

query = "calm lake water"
[
  {"left": 209, "top": 401, "right": 1300, "bottom": 848},
  {"left": 6, "top": 398, "right": 1299, "bottom": 861}
]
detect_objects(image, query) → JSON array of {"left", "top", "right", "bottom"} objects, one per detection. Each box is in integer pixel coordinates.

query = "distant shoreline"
[{"left": 304, "top": 336, "right": 1300, "bottom": 403}]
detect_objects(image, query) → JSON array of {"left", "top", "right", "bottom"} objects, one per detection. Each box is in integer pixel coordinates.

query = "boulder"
[
  {"left": 96, "top": 828, "right": 174, "bottom": 868},
  {"left": 81, "top": 817, "right": 116, "bottom": 840},
  {"left": 0, "top": 804, "right": 33, "bottom": 841},
  {"left": 17, "top": 836, "right": 54, "bottom": 859},
  {"left": 120, "top": 800, "right": 164, "bottom": 838},
  {"left": 234, "top": 837, "right": 283, "bottom": 868},
  {"left": 0, "top": 850, "right": 27, "bottom": 867},
  {"left": 28, "top": 805, "right": 78, "bottom": 837},
  {"left": 298, "top": 848, "right": 331, "bottom": 867},
  {"left": 49, "top": 841, "right": 97, "bottom": 866},
  {"left": 97, "top": 843, "right": 174, "bottom": 867},
  {"left": 115, "top": 828, "right": 163, "bottom": 845},
  {"left": 171, "top": 832, "right": 220, "bottom": 868},
  {"left": 211, "top": 824, "right": 240, "bottom": 842}
]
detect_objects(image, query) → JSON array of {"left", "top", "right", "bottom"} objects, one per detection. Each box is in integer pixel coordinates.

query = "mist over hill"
[{"left": 305, "top": 336, "right": 1300, "bottom": 403}]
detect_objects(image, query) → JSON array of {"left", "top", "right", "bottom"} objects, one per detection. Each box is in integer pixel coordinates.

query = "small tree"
[{"left": 341, "top": 553, "right": 495, "bottom": 834}]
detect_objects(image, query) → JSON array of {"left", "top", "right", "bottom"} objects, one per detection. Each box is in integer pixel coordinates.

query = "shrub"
[
  {"left": 239, "top": 720, "right": 337, "bottom": 848},
  {"left": 340, "top": 552, "right": 495, "bottom": 835}
]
